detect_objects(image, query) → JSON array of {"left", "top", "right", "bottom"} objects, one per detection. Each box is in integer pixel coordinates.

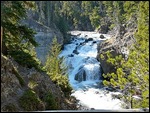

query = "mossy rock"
[{"left": 19, "top": 89, "right": 45, "bottom": 111}]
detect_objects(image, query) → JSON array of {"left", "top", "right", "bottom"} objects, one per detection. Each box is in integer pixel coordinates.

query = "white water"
[{"left": 59, "top": 31, "right": 123, "bottom": 110}]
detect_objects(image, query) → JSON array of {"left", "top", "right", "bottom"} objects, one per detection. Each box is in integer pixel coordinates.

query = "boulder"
[
  {"left": 76, "top": 33, "right": 81, "bottom": 36},
  {"left": 99, "top": 35, "right": 105, "bottom": 39},
  {"left": 93, "top": 41, "right": 97, "bottom": 44},
  {"left": 74, "top": 69, "right": 86, "bottom": 82},
  {"left": 68, "top": 54, "right": 74, "bottom": 57},
  {"left": 73, "top": 48, "right": 79, "bottom": 55},
  {"left": 88, "top": 38, "right": 93, "bottom": 41},
  {"left": 97, "top": 44, "right": 120, "bottom": 75},
  {"left": 79, "top": 42, "right": 86, "bottom": 46},
  {"left": 98, "top": 24, "right": 110, "bottom": 34},
  {"left": 84, "top": 38, "right": 93, "bottom": 43}
]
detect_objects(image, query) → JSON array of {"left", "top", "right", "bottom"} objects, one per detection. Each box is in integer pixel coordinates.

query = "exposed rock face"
[
  {"left": 21, "top": 4, "right": 64, "bottom": 65},
  {"left": 97, "top": 19, "right": 137, "bottom": 74},
  {"left": 1, "top": 55, "right": 23, "bottom": 112},
  {"left": 1, "top": 55, "right": 76, "bottom": 112}
]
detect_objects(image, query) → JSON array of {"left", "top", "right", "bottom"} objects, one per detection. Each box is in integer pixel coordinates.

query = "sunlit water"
[{"left": 59, "top": 31, "right": 123, "bottom": 110}]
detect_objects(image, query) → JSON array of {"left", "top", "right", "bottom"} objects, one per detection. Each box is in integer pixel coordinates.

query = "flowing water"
[{"left": 59, "top": 31, "right": 123, "bottom": 110}]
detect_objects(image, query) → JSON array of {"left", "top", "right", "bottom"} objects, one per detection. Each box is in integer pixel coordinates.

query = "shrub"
[
  {"left": 51, "top": 74, "right": 72, "bottom": 97},
  {"left": 43, "top": 91, "right": 59, "bottom": 110},
  {"left": 19, "top": 89, "right": 45, "bottom": 111},
  {"left": 44, "top": 37, "right": 72, "bottom": 97}
]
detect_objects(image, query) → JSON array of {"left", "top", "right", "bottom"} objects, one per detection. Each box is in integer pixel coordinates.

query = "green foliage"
[
  {"left": 41, "top": 1, "right": 128, "bottom": 31},
  {"left": 38, "top": 1, "right": 143, "bottom": 32},
  {"left": 105, "top": 51, "right": 124, "bottom": 68},
  {"left": 54, "top": 15, "right": 69, "bottom": 39},
  {"left": 9, "top": 49, "right": 42, "bottom": 71},
  {"left": 89, "top": 7, "right": 101, "bottom": 28},
  {"left": 44, "top": 37, "right": 72, "bottom": 97},
  {"left": 101, "top": 1, "right": 149, "bottom": 109},
  {"left": 51, "top": 73, "right": 72, "bottom": 97},
  {"left": 1, "top": 1, "right": 38, "bottom": 49},
  {"left": 28, "top": 80, "right": 38, "bottom": 89},
  {"left": 109, "top": 24, "right": 115, "bottom": 30},
  {"left": 19, "top": 89, "right": 45, "bottom": 111},
  {"left": 103, "top": 80, "right": 110, "bottom": 86},
  {"left": 123, "top": 1, "right": 139, "bottom": 21},
  {"left": 1, "top": 1, "right": 43, "bottom": 71},
  {"left": 100, "top": 54, "right": 105, "bottom": 60},
  {"left": 44, "top": 91, "right": 58, "bottom": 110}
]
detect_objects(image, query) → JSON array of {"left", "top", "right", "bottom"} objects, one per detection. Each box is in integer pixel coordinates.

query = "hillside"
[{"left": 1, "top": 54, "right": 76, "bottom": 111}]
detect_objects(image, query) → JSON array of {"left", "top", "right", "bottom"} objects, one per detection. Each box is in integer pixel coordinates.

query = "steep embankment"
[
  {"left": 1, "top": 55, "right": 76, "bottom": 111},
  {"left": 97, "top": 17, "right": 137, "bottom": 74},
  {"left": 21, "top": 18, "right": 63, "bottom": 65},
  {"left": 21, "top": 4, "right": 64, "bottom": 65},
  {"left": 1, "top": 2, "right": 76, "bottom": 111}
]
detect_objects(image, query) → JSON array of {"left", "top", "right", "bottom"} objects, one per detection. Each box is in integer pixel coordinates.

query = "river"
[{"left": 59, "top": 31, "right": 123, "bottom": 110}]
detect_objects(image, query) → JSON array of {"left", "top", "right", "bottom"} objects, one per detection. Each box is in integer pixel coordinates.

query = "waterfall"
[
  {"left": 74, "top": 57, "right": 101, "bottom": 82},
  {"left": 83, "top": 58, "right": 101, "bottom": 81},
  {"left": 59, "top": 31, "right": 122, "bottom": 110}
]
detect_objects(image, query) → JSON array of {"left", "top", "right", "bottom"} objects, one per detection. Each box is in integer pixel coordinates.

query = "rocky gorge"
[
  {"left": 1, "top": 21, "right": 138, "bottom": 111},
  {"left": 1, "top": 1, "right": 149, "bottom": 112}
]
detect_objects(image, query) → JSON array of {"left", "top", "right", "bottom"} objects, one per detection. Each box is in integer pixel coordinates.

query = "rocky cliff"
[
  {"left": 21, "top": 2, "right": 64, "bottom": 65},
  {"left": 97, "top": 17, "right": 137, "bottom": 74},
  {"left": 1, "top": 54, "right": 76, "bottom": 112}
]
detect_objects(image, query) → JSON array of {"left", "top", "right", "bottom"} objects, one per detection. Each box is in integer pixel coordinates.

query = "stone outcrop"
[
  {"left": 97, "top": 18, "right": 137, "bottom": 74},
  {"left": 20, "top": 4, "right": 64, "bottom": 65},
  {"left": 1, "top": 55, "right": 24, "bottom": 112},
  {"left": 1, "top": 55, "right": 76, "bottom": 112}
]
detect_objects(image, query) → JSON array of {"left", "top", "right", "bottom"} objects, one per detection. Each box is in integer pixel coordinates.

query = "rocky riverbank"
[{"left": 97, "top": 19, "right": 137, "bottom": 74}]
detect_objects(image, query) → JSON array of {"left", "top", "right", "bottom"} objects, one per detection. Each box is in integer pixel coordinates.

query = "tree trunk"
[{"left": 1, "top": 26, "right": 2, "bottom": 52}]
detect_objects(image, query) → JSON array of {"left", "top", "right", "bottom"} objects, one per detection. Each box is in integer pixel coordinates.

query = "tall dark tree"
[{"left": 1, "top": 1, "right": 41, "bottom": 69}]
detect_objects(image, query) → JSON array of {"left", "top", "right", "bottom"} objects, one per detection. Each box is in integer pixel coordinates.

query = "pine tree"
[
  {"left": 1, "top": 1, "right": 42, "bottom": 69},
  {"left": 44, "top": 37, "right": 72, "bottom": 97},
  {"left": 102, "top": 1, "right": 149, "bottom": 109},
  {"left": 1, "top": 1, "right": 38, "bottom": 51}
]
